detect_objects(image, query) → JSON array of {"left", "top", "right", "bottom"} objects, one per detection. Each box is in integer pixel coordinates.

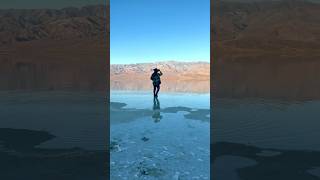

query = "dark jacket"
[{"left": 151, "top": 71, "right": 163, "bottom": 86}]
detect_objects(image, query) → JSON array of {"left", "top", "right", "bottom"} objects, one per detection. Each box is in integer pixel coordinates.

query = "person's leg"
[
  {"left": 153, "top": 85, "right": 156, "bottom": 96},
  {"left": 156, "top": 85, "right": 160, "bottom": 96}
]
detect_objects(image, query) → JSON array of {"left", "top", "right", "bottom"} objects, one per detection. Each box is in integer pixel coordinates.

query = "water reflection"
[
  {"left": 110, "top": 92, "right": 210, "bottom": 179},
  {"left": 213, "top": 98, "right": 320, "bottom": 180},
  {"left": 0, "top": 128, "right": 107, "bottom": 180},
  {"left": 212, "top": 142, "right": 320, "bottom": 180},
  {"left": 0, "top": 92, "right": 107, "bottom": 179},
  {"left": 152, "top": 97, "right": 162, "bottom": 123},
  {"left": 214, "top": 59, "right": 320, "bottom": 100},
  {"left": 111, "top": 80, "right": 209, "bottom": 93}
]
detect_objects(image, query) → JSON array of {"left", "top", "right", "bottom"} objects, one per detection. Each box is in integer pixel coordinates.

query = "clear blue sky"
[{"left": 111, "top": 0, "right": 210, "bottom": 64}]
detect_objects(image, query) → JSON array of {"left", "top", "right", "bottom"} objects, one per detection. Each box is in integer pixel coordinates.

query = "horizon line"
[{"left": 110, "top": 60, "right": 210, "bottom": 65}]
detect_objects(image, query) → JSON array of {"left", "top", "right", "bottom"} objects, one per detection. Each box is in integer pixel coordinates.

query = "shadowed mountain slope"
[
  {"left": 0, "top": 5, "right": 109, "bottom": 91},
  {"left": 213, "top": 0, "right": 320, "bottom": 99}
]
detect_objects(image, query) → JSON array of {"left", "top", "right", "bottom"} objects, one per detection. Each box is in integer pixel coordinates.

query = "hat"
[{"left": 153, "top": 68, "right": 159, "bottom": 71}]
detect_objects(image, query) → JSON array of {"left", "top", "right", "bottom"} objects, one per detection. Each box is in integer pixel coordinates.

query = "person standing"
[{"left": 150, "top": 68, "right": 163, "bottom": 97}]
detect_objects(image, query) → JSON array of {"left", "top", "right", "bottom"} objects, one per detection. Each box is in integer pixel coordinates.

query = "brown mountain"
[
  {"left": 111, "top": 61, "right": 210, "bottom": 93},
  {"left": 215, "top": 0, "right": 320, "bottom": 45},
  {"left": 0, "top": 5, "right": 107, "bottom": 45},
  {"left": 213, "top": 0, "right": 320, "bottom": 99},
  {"left": 0, "top": 5, "right": 109, "bottom": 91}
]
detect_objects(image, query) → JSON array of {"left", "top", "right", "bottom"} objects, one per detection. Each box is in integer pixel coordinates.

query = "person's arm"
[{"left": 159, "top": 71, "right": 163, "bottom": 76}]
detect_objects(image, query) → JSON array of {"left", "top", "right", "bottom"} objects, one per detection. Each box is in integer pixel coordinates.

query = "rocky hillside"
[
  {"left": 213, "top": 0, "right": 320, "bottom": 59},
  {"left": 111, "top": 62, "right": 210, "bottom": 93},
  {"left": 213, "top": 0, "right": 320, "bottom": 99},
  {"left": 0, "top": 5, "right": 109, "bottom": 91},
  {"left": 0, "top": 5, "right": 107, "bottom": 45},
  {"left": 215, "top": 0, "right": 320, "bottom": 45},
  {"left": 112, "top": 61, "right": 209, "bottom": 78}
]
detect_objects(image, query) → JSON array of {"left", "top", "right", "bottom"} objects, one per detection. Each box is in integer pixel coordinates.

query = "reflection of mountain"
[
  {"left": 0, "top": 5, "right": 108, "bottom": 91},
  {"left": 213, "top": 0, "right": 320, "bottom": 99},
  {"left": 111, "top": 61, "right": 210, "bottom": 93}
]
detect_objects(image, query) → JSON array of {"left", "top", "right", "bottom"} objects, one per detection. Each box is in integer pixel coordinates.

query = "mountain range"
[
  {"left": 0, "top": 5, "right": 108, "bottom": 91},
  {"left": 213, "top": 0, "right": 320, "bottom": 99},
  {"left": 0, "top": 5, "right": 107, "bottom": 45},
  {"left": 111, "top": 61, "right": 210, "bottom": 93},
  {"left": 214, "top": 0, "right": 320, "bottom": 51},
  {"left": 1, "top": 1, "right": 319, "bottom": 97}
]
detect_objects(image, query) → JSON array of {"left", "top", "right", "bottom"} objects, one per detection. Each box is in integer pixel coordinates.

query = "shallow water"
[
  {"left": 0, "top": 91, "right": 107, "bottom": 179},
  {"left": 213, "top": 98, "right": 320, "bottom": 180},
  {"left": 0, "top": 91, "right": 107, "bottom": 150},
  {"left": 213, "top": 98, "right": 320, "bottom": 150},
  {"left": 110, "top": 91, "right": 210, "bottom": 179}
]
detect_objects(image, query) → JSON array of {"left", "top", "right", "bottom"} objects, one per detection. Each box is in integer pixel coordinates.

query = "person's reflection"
[{"left": 152, "top": 97, "right": 162, "bottom": 123}]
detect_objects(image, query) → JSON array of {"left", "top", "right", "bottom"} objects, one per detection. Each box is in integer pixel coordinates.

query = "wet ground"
[
  {"left": 110, "top": 91, "right": 210, "bottom": 179},
  {"left": 213, "top": 98, "right": 320, "bottom": 180},
  {"left": 0, "top": 91, "right": 107, "bottom": 179},
  {"left": 213, "top": 142, "right": 320, "bottom": 180},
  {"left": 0, "top": 128, "right": 107, "bottom": 180}
]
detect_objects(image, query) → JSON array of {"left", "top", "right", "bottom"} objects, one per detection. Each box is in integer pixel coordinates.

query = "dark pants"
[{"left": 153, "top": 84, "right": 160, "bottom": 96}]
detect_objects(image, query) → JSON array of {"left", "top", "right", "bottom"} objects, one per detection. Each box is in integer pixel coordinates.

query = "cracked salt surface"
[{"left": 111, "top": 92, "right": 210, "bottom": 179}]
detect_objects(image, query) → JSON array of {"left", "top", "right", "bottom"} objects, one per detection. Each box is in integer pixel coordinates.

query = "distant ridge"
[
  {"left": 213, "top": 0, "right": 320, "bottom": 99},
  {"left": 112, "top": 60, "right": 209, "bottom": 65},
  {"left": 111, "top": 61, "right": 209, "bottom": 75},
  {"left": 0, "top": 5, "right": 109, "bottom": 91},
  {"left": 214, "top": 0, "right": 320, "bottom": 50},
  {"left": 111, "top": 61, "right": 210, "bottom": 93},
  {"left": 0, "top": 5, "right": 107, "bottom": 45}
]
